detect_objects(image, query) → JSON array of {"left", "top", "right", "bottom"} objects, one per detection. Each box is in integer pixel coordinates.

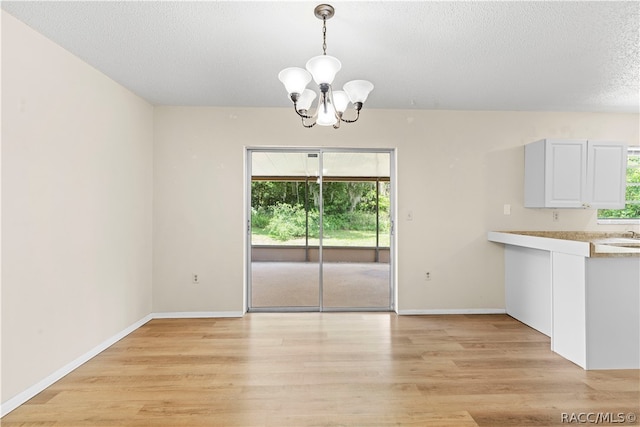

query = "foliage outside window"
[
  {"left": 251, "top": 180, "right": 390, "bottom": 247},
  {"left": 598, "top": 147, "right": 640, "bottom": 220}
]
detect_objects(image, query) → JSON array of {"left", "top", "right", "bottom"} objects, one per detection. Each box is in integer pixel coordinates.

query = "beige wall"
[
  {"left": 152, "top": 107, "right": 639, "bottom": 314},
  {"left": 1, "top": 12, "right": 154, "bottom": 403}
]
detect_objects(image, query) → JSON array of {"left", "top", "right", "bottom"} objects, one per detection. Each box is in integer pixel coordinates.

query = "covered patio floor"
[{"left": 250, "top": 261, "right": 391, "bottom": 309}]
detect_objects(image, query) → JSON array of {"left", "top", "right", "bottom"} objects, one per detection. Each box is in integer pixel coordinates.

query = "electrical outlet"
[
  {"left": 552, "top": 211, "right": 559, "bottom": 222},
  {"left": 192, "top": 273, "right": 199, "bottom": 284},
  {"left": 425, "top": 272, "right": 431, "bottom": 281}
]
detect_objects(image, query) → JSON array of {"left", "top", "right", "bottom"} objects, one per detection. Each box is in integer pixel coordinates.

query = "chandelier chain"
[{"left": 322, "top": 17, "right": 327, "bottom": 55}]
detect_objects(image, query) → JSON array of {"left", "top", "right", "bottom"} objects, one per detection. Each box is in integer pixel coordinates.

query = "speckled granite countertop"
[
  {"left": 488, "top": 231, "right": 640, "bottom": 257},
  {"left": 501, "top": 231, "right": 633, "bottom": 241}
]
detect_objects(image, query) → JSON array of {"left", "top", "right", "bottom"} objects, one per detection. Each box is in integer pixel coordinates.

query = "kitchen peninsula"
[{"left": 488, "top": 231, "right": 639, "bottom": 370}]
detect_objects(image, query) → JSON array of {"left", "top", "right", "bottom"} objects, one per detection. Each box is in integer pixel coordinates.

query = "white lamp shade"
[
  {"left": 332, "top": 90, "right": 350, "bottom": 113},
  {"left": 317, "top": 106, "right": 338, "bottom": 126},
  {"left": 316, "top": 96, "right": 338, "bottom": 126},
  {"left": 343, "top": 80, "right": 374, "bottom": 103},
  {"left": 278, "top": 67, "right": 312, "bottom": 95},
  {"left": 305, "top": 55, "right": 342, "bottom": 85},
  {"left": 297, "top": 89, "right": 317, "bottom": 111}
]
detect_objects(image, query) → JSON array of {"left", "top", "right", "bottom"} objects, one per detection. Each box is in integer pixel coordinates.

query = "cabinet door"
[
  {"left": 586, "top": 141, "right": 627, "bottom": 209},
  {"left": 545, "top": 139, "right": 587, "bottom": 208}
]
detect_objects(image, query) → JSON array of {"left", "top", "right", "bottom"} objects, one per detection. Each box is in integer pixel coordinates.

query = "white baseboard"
[
  {"left": 398, "top": 308, "right": 507, "bottom": 315},
  {"left": 1, "top": 311, "right": 246, "bottom": 416},
  {"left": 152, "top": 311, "right": 244, "bottom": 318},
  {"left": 0, "top": 314, "right": 153, "bottom": 417}
]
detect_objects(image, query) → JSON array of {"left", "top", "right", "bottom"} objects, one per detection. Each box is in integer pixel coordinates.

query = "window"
[{"left": 598, "top": 147, "right": 640, "bottom": 222}]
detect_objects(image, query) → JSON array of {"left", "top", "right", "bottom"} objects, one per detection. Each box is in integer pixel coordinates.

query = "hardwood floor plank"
[{"left": 2, "top": 313, "right": 638, "bottom": 426}]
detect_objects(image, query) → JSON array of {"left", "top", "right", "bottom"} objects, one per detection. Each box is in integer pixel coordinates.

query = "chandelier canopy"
[{"left": 278, "top": 4, "right": 374, "bottom": 129}]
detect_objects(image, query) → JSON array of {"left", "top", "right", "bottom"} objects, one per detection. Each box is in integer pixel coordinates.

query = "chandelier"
[{"left": 278, "top": 4, "right": 374, "bottom": 129}]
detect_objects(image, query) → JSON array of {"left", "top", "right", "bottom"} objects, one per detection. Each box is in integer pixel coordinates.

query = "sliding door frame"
[{"left": 245, "top": 147, "right": 396, "bottom": 313}]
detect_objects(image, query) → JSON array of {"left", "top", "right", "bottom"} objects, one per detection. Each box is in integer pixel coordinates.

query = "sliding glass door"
[
  {"left": 249, "top": 150, "right": 321, "bottom": 310},
  {"left": 247, "top": 148, "right": 393, "bottom": 312},
  {"left": 321, "top": 152, "right": 392, "bottom": 310}
]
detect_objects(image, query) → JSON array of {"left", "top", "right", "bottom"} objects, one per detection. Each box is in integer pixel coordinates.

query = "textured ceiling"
[{"left": 2, "top": 1, "right": 639, "bottom": 112}]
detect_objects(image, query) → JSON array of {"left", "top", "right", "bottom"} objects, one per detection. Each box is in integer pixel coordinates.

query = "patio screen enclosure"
[{"left": 247, "top": 149, "right": 394, "bottom": 311}]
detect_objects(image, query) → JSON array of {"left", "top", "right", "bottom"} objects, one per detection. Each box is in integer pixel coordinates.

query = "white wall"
[
  {"left": 152, "top": 107, "right": 639, "bottom": 314},
  {"left": 1, "top": 11, "right": 154, "bottom": 404}
]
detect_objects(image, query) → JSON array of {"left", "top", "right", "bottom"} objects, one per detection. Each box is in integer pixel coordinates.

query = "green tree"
[
  {"left": 251, "top": 179, "right": 391, "bottom": 243},
  {"left": 598, "top": 155, "right": 640, "bottom": 219}
]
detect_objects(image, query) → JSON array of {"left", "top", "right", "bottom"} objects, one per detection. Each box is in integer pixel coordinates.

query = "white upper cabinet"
[
  {"left": 587, "top": 141, "right": 628, "bottom": 208},
  {"left": 524, "top": 139, "right": 627, "bottom": 208}
]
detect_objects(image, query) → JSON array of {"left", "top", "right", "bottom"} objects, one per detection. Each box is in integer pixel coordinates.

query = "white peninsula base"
[{"left": 489, "top": 231, "right": 640, "bottom": 370}]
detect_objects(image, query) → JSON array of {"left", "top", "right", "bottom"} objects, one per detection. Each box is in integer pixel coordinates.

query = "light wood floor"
[{"left": 3, "top": 313, "right": 639, "bottom": 426}]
